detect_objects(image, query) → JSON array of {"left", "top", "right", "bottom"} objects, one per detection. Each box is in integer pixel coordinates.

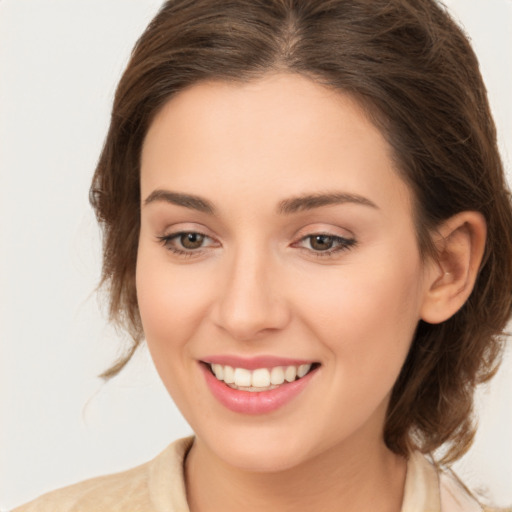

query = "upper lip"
[{"left": 201, "top": 355, "right": 317, "bottom": 370}]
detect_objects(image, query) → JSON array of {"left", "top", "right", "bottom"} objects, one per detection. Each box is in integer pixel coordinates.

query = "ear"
[{"left": 420, "top": 211, "right": 487, "bottom": 324}]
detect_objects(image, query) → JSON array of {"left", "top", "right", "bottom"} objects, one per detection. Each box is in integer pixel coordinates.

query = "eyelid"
[
  {"left": 158, "top": 221, "right": 219, "bottom": 242},
  {"left": 292, "top": 222, "right": 355, "bottom": 239}
]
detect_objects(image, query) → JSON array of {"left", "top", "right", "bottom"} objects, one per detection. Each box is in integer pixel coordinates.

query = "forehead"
[{"left": 140, "top": 73, "right": 412, "bottom": 218}]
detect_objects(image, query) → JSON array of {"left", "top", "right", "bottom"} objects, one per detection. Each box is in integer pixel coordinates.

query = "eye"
[
  {"left": 157, "top": 231, "right": 217, "bottom": 256},
  {"left": 309, "top": 234, "right": 338, "bottom": 251},
  {"left": 178, "top": 232, "right": 206, "bottom": 250},
  {"left": 295, "top": 233, "right": 356, "bottom": 257}
]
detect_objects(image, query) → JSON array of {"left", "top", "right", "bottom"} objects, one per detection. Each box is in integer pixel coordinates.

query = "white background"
[{"left": 0, "top": 0, "right": 511, "bottom": 509}]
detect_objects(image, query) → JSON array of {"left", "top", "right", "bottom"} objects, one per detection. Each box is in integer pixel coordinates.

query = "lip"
[
  {"left": 202, "top": 355, "right": 314, "bottom": 370},
  {"left": 200, "top": 360, "right": 319, "bottom": 415}
]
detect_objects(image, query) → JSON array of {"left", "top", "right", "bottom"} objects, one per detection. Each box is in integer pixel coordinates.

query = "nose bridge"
[{"left": 213, "top": 241, "right": 289, "bottom": 340}]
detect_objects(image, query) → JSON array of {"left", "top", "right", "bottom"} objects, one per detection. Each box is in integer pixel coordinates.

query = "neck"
[{"left": 185, "top": 431, "right": 406, "bottom": 512}]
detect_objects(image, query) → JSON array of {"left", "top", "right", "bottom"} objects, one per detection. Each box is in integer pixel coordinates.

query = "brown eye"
[
  {"left": 295, "top": 233, "right": 357, "bottom": 257},
  {"left": 309, "top": 235, "right": 335, "bottom": 251},
  {"left": 180, "top": 232, "right": 205, "bottom": 249}
]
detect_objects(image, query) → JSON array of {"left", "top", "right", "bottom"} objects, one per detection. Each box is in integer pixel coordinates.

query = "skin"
[{"left": 136, "top": 73, "right": 486, "bottom": 512}]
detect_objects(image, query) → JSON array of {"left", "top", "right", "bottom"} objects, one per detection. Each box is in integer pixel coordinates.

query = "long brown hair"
[{"left": 90, "top": 0, "right": 512, "bottom": 464}]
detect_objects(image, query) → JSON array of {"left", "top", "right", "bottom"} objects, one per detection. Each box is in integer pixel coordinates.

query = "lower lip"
[{"left": 200, "top": 363, "right": 317, "bottom": 415}]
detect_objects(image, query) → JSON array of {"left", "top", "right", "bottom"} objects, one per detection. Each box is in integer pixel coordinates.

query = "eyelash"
[
  {"left": 157, "top": 232, "right": 215, "bottom": 258},
  {"left": 294, "top": 234, "right": 357, "bottom": 258},
  {"left": 157, "top": 232, "right": 357, "bottom": 259}
]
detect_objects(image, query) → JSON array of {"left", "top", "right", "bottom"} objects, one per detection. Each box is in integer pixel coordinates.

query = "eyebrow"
[
  {"left": 144, "top": 189, "right": 215, "bottom": 214},
  {"left": 277, "top": 192, "right": 378, "bottom": 214},
  {"left": 143, "top": 189, "right": 378, "bottom": 215}
]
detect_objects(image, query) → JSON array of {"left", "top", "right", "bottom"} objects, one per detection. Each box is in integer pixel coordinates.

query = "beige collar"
[
  {"left": 149, "top": 437, "right": 482, "bottom": 512},
  {"left": 402, "top": 450, "right": 441, "bottom": 512},
  {"left": 402, "top": 451, "right": 483, "bottom": 512}
]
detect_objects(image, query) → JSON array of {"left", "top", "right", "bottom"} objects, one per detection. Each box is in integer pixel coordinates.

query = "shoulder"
[
  {"left": 12, "top": 437, "right": 194, "bottom": 512},
  {"left": 12, "top": 462, "right": 153, "bottom": 512},
  {"left": 402, "top": 452, "right": 498, "bottom": 512},
  {"left": 404, "top": 451, "right": 510, "bottom": 512},
  {"left": 438, "top": 467, "right": 483, "bottom": 512},
  {"left": 438, "top": 465, "right": 511, "bottom": 512}
]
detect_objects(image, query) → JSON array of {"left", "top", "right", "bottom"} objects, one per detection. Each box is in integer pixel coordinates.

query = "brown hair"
[{"left": 90, "top": 0, "right": 512, "bottom": 464}]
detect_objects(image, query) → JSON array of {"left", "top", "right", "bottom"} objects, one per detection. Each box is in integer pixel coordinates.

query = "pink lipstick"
[{"left": 199, "top": 357, "right": 319, "bottom": 415}]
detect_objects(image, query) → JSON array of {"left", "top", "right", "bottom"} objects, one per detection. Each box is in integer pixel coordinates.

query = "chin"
[
  {"left": 224, "top": 446, "right": 308, "bottom": 473},
  {"left": 199, "top": 424, "right": 318, "bottom": 473}
]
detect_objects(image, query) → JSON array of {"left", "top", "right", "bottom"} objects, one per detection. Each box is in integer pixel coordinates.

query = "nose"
[{"left": 211, "top": 247, "right": 291, "bottom": 341}]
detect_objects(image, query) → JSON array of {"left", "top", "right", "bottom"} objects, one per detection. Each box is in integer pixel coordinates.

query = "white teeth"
[
  {"left": 223, "top": 365, "right": 235, "bottom": 384},
  {"left": 212, "top": 364, "right": 223, "bottom": 380},
  {"left": 298, "top": 364, "right": 311, "bottom": 378},
  {"left": 285, "top": 365, "right": 297, "bottom": 382},
  {"left": 252, "top": 368, "right": 270, "bottom": 387},
  {"left": 270, "top": 366, "right": 285, "bottom": 385},
  {"left": 234, "top": 368, "right": 252, "bottom": 387},
  {"left": 210, "top": 363, "right": 314, "bottom": 390}
]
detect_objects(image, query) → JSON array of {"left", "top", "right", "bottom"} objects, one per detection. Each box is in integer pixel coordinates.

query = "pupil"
[
  {"left": 181, "top": 233, "right": 204, "bottom": 249},
  {"left": 311, "top": 235, "right": 333, "bottom": 251}
]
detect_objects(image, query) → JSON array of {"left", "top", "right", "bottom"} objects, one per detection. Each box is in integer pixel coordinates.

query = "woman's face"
[{"left": 137, "top": 73, "right": 432, "bottom": 471}]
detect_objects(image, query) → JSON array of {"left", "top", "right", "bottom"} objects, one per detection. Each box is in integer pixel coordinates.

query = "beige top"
[{"left": 13, "top": 437, "right": 506, "bottom": 512}]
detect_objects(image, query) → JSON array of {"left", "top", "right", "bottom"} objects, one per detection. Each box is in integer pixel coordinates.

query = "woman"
[{"left": 13, "top": 0, "right": 512, "bottom": 511}]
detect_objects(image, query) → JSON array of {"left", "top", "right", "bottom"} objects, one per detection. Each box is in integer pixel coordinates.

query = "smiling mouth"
[{"left": 204, "top": 362, "right": 320, "bottom": 392}]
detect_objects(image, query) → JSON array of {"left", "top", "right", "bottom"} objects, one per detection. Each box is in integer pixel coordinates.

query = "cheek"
[
  {"left": 135, "top": 248, "right": 216, "bottom": 413},
  {"left": 294, "top": 249, "right": 424, "bottom": 379},
  {"left": 292, "top": 258, "right": 424, "bottom": 438},
  {"left": 135, "top": 246, "right": 213, "bottom": 358}
]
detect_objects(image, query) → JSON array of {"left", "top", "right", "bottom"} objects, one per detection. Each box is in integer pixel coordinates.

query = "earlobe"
[{"left": 420, "top": 211, "right": 487, "bottom": 324}]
